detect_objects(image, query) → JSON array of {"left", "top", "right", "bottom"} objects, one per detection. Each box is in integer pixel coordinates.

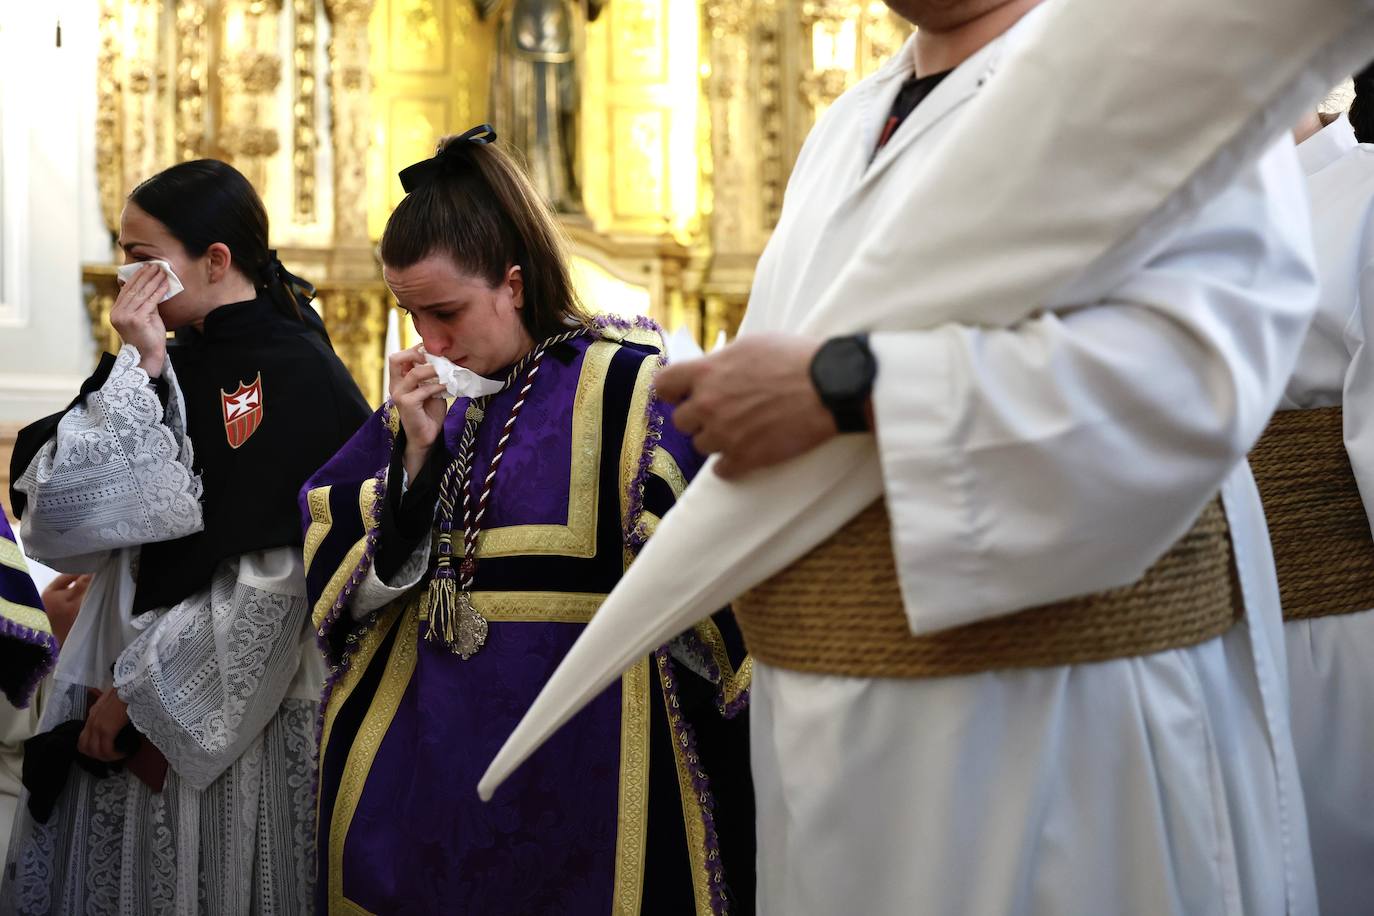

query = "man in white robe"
[
  {"left": 1271, "top": 86, "right": 1374, "bottom": 912},
  {"left": 653, "top": 1, "right": 1320, "bottom": 913}
]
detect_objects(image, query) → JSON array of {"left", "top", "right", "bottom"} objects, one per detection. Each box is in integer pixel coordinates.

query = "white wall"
[{"left": 0, "top": 1, "right": 108, "bottom": 425}]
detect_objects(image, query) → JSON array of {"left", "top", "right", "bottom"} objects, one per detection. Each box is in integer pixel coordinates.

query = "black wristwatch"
[{"left": 810, "top": 334, "right": 877, "bottom": 433}]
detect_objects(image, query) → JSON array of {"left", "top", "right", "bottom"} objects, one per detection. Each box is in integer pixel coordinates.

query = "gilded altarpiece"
[{"left": 87, "top": 0, "right": 910, "bottom": 403}]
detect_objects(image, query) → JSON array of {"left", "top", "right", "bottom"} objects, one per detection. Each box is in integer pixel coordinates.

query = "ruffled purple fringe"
[
  {"left": 0, "top": 616, "right": 57, "bottom": 709},
  {"left": 624, "top": 400, "right": 666, "bottom": 554},
  {"left": 617, "top": 314, "right": 669, "bottom": 555},
  {"left": 656, "top": 648, "right": 731, "bottom": 916},
  {"left": 312, "top": 463, "right": 389, "bottom": 787},
  {"left": 593, "top": 312, "right": 663, "bottom": 335}
]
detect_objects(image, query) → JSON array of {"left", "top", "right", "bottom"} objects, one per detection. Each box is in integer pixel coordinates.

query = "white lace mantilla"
[{"left": 15, "top": 344, "right": 202, "bottom": 564}]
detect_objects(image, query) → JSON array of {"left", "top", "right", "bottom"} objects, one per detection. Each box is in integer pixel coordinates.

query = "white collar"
[{"left": 1297, "top": 110, "right": 1358, "bottom": 176}]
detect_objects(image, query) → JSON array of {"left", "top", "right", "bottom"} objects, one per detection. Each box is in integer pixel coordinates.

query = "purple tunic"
[
  {"left": 0, "top": 505, "right": 56, "bottom": 708},
  {"left": 302, "top": 323, "right": 755, "bottom": 915}
]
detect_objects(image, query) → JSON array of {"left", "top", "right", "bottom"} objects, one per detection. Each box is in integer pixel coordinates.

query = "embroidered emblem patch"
[{"left": 221, "top": 374, "right": 264, "bottom": 449}]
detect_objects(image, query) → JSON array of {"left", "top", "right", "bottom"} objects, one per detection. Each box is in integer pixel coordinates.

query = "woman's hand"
[
  {"left": 78, "top": 688, "right": 131, "bottom": 763},
  {"left": 110, "top": 263, "right": 170, "bottom": 377},
  {"left": 388, "top": 345, "right": 448, "bottom": 480},
  {"left": 40, "top": 573, "right": 92, "bottom": 647}
]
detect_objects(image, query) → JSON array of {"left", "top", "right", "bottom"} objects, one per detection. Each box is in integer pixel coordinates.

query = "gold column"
[
  {"left": 219, "top": 0, "right": 285, "bottom": 193},
  {"left": 699, "top": 0, "right": 781, "bottom": 339},
  {"left": 322, "top": 0, "right": 387, "bottom": 404},
  {"left": 82, "top": 267, "right": 123, "bottom": 358},
  {"left": 316, "top": 282, "right": 391, "bottom": 406},
  {"left": 324, "top": 0, "right": 376, "bottom": 276},
  {"left": 293, "top": 0, "right": 319, "bottom": 222},
  {"left": 175, "top": 0, "right": 212, "bottom": 163},
  {"left": 95, "top": 0, "right": 126, "bottom": 234},
  {"left": 799, "top": 1, "right": 860, "bottom": 120}
]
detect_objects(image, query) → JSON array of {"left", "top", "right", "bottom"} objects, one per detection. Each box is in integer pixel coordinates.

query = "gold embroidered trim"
[
  {"left": 304, "top": 486, "right": 333, "bottom": 572},
  {"left": 639, "top": 512, "right": 661, "bottom": 540},
  {"left": 659, "top": 659, "right": 715, "bottom": 916},
  {"left": 620, "top": 353, "right": 661, "bottom": 524},
  {"left": 319, "top": 600, "right": 407, "bottom": 774},
  {"left": 328, "top": 600, "right": 418, "bottom": 915},
  {"left": 612, "top": 657, "right": 651, "bottom": 915},
  {"left": 727, "top": 656, "right": 754, "bottom": 707},
  {"left": 0, "top": 597, "right": 51, "bottom": 636},
  {"left": 622, "top": 326, "right": 664, "bottom": 348},
  {"left": 384, "top": 402, "right": 401, "bottom": 439},
  {"left": 311, "top": 482, "right": 380, "bottom": 632},
  {"left": 475, "top": 340, "right": 616, "bottom": 558},
  {"left": 649, "top": 447, "right": 688, "bottom": 500},
  {"left": 693, "top": 618, "right": 753, "bottom": 707},
  {"left": 468, "top": 591, "right": 606, "bottom": 624},
  {"left": 0, "top": 538, "right": 29, "bottom": 574}
]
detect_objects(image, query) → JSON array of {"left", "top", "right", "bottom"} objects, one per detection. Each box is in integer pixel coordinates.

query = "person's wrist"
[
  {"left": 809, "top": 334, "right": 877, "bottom": 433},
  {"left": 139, "top": 347, "right": 165, "bottom": 378},
  {"left": 402, "top": 438, "right": 433, "bottom": 478}
]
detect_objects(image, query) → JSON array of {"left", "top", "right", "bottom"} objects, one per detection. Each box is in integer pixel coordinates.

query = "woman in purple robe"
[
  {"left": 0, "top": 505, "right": 56, "bottom": 710},
  {"left": 302, "top": 126, "right": 754, "bottom": 914}
]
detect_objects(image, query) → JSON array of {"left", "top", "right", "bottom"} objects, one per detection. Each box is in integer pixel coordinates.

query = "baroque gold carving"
[
  {"left": 756, "top": 0, "right": 785, "bottom": 230},
  {"left": 325, "top": 0, "right": 376, "bottom": 253},
  {"left": 95, "top": 0, "right": 124, "bottom": 233},
  {"left": 293, "top": 0, "right": 319, "bottom": 221},
  {"left": 315, "top": 282, "right": 391, "bottom": 405},
  {"left": 175, "top": 1, "right": 210, "bottom": 162},
  {"left": 219, "top": 2, "right": 284, "bottom": 191},
  {"left": 81, "top": 266, "right": 122, "bottom": 357}
]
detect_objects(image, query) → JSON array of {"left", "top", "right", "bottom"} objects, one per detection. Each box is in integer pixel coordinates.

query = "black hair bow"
[
  {"left": 259, "top": 248, "right": 317, "bottom": 304},
  {"left": 398, "top": 124, "right": 498, "bottom": 193}
]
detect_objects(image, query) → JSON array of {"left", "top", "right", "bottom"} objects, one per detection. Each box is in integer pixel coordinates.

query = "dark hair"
[
  {"left": 129, "top": 159, "right": 310, "bottom": 325},
  {"left": 1350, "top": 62, "right": 1374, "bottom": 144},
  {"left": 379, "top": 140, "right": 591, "bottom": 341}
]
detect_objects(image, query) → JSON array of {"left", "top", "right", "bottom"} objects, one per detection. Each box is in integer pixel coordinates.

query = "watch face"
[{"left": 815, "top": 337, "right": 874, "bottom": 402}]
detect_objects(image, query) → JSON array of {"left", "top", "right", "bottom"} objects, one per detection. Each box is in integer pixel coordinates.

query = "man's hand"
[
  {"left": 657, "top": 335, "right": 838, "bottom": 479},
  {"left": 388, "top": 345, "right": 448, "bottom": 480},
  {"left": 78, "top": 688, "right": 131, "bottom": 763},
  {"left": 41, "top": 573, "right": 92, "bottom": 647}
]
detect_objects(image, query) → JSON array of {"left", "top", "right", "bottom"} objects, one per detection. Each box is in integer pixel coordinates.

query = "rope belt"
[
  {"left": 1249, "top": 405, "right": 1374, "bottom": 621},
  {"left": 734, "top": 497, "right": 1239, "bottom": 679}
]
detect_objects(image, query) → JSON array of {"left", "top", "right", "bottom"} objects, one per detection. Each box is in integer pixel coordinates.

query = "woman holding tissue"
[
  {"left": 302, "top": 126, "right": 754, "bottom": 915},
  {"left": 2, "top": 159, "right": 370, "bottom": 915}
]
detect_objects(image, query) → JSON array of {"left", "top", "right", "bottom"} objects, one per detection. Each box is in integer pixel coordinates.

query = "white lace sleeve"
[
  {"left": 349, "top": 538, "right": 429, "bottom": 621},
  {"left": 14, "top": 345, "right": 202, "bottom": 563},
  {"left": 112, "top": 547, "right": 310, "bottom": 791}
]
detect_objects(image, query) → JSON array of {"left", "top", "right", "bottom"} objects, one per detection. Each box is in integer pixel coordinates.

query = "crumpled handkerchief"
[{"left": 115, "top": 260, "right": 185, "bottom": 302}]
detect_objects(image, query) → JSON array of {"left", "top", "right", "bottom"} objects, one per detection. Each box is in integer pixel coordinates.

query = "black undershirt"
[
  {"left": 873, "top": 68, "right": 953, "bottom": 154},
  {"left": 374, "top": 434, "right": 447, "bottom": 583}
]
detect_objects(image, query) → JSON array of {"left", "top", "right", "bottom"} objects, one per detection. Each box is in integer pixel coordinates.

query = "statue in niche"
[{"left": 476, "top": 0, "right": 607, "bottom": 215}]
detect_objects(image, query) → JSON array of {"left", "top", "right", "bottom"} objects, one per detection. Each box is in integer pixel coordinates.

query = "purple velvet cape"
[
  {"left": 0, "top": 504, "right": 56, "bottom": 708},
  {"left": 301, "top": 323, "right": 755, "bottom": 915}
]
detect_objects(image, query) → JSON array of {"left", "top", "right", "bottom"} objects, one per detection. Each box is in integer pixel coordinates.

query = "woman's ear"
[
  {"left": 205, "top": 242, "right": 234, "bottom": 285},
  {"left": 506, "top": 264, "right": 524, "bottom": 309}
]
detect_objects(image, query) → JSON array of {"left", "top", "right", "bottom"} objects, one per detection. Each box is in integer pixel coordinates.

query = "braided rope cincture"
[{"left": 425, "top": 327, "right": 589, "bottom": 658}]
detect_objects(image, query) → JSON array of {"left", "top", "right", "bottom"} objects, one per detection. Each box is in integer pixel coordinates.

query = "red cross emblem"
[{"left": 221, "top": 374, "right": 264, "bottom": 449}]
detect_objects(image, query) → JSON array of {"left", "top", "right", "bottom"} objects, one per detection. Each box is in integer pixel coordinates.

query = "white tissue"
[
  {"left": 115, "top": 260, "right": 184, "bottom": 302},
  {"left": 423, "top": 349, "right": 505, "bottom": 399}
]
